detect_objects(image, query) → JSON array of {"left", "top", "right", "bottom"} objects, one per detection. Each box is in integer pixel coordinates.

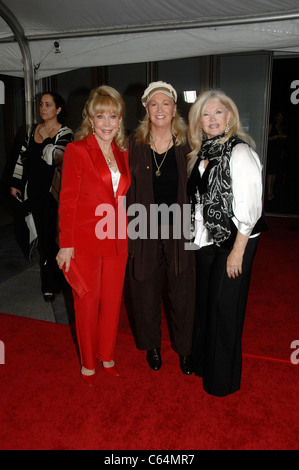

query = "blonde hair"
[
  {"left": 135, "top": 107, "right": 187, "bottom": 146},
  {"left": 75, "top": 85, "right": 126, "bottom": 150},
  {"left": 187, "top": 89, "right": 255, "bottom": 175}
]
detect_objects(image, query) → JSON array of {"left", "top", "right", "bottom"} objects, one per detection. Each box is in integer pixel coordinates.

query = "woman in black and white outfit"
[{"left": 187, "top": 89, "right": 265, "bottom": 397}]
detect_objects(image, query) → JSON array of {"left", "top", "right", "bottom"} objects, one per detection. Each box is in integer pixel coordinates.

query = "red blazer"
[{"left": 59, "top": 134, "right": 131, "bottom": 256}]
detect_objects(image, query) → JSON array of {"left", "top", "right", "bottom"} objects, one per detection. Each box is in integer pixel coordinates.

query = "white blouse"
[{"left": 193, "top": 143, "right": 263, "bottom": 249}]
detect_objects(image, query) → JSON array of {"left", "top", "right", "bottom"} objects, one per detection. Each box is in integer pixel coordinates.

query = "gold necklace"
[
  {"left": 97, "top": 139, "right": 115, "bottom": 169},
  {"left": 152, "top": 137, "right": 173, "bottom": 177},
  {"left": 103, "top": 150, "right": 116, "bottom": 170},
  {"left": 106, "top": 156, "right": 113, "bottom": 168}
]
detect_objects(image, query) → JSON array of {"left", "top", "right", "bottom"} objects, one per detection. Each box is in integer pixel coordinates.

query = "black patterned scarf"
[{"left": 199, "top": 133, "right": 244, "bottom": 244}]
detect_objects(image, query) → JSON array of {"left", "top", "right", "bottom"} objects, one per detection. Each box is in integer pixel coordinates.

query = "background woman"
[
  {"left": 56, "top": 85, "right": 130, "bottom": 386},
  {"left": 187, "top": 89, "right": 265, "bottom": 396},
  {"left": 126, "top": 81, "right": 195, "bottom": 375},
  {"left": 266, "top": 111, "right": 287, "bottom": 201},
  {"left": 10, "top": 92, "right": 73, "bottom": 302}
]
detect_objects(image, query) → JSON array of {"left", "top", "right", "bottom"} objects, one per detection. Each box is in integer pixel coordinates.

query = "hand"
[
  {"left": 56, "top": 247, "right": 74, "bottom": 273},
  {"left": 10, "top": 187, "right": 22, "bottom": 199},
  {"left": 226, "top": 249, "right": 243, "bottom": 279}
]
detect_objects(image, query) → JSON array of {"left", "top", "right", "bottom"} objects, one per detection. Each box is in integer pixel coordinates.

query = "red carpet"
[
  {"left": 0, "top": 216, "right": 299, "bottom": 450},
  {"left": 243, "top": 216, "right": 299, "bottom": 362}
]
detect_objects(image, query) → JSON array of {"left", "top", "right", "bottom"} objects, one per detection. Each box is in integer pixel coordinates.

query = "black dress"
[{"left": 26, "top": 138, "right": 62, "bottom": 293}]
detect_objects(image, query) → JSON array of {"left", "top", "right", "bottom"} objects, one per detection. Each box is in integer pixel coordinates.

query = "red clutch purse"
[{"left": 63, "top": 259, "right": 90, "bottom": 299}]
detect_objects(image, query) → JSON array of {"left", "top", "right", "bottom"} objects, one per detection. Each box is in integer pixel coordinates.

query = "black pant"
[
  {"left": 128, "top": 233, "right": 195, "bottom": 356},
  {"left": 192, "top": 236, "right": 259, "bottom": 396}
]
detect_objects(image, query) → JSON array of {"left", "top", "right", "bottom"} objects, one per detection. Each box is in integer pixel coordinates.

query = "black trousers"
[
  {"left": 128, "top": 235, "right": 195, "bottom": 356},
  {"left": 192, "top": 236, "right": 259, "bottom": 396}
]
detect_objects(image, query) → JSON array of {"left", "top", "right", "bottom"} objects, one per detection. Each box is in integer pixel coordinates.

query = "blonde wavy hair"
[
  {"left": 187, "top": 89, "right": 255, "bottom": 175},
  {"left": 75, "top": 85, "right": 127, "bottom": 150},
  {"left": 135, "top": 105, "right": 187, "bottom": 146}
]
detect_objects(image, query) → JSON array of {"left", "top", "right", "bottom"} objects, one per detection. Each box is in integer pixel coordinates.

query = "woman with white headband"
[{"left": 126, "top": 81, "right": 195, "bottom": 375}]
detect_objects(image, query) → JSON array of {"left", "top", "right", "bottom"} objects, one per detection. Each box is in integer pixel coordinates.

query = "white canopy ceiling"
[{"left": 1, "top": 0, "right": 299, "bottom": 80}]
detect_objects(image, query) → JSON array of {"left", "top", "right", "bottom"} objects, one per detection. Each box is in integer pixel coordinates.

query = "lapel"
[
  {"left": 113, "top": 142, "right": 130, "bottom": 201},
  {"left": 143, "top": 144, "right": 155, "bottom": 202},
  {"left": 129, "top": 139, "right": 155, "bottom": 204},
  {"left": 86, "top": 134, "right": 115, "bottom": 203}
]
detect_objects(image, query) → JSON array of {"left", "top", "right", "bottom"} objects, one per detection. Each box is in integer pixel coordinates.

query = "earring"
[
  {"left": 92, "top": 125, "right": 95, "bottom": 135},
  {"left": 225, "top": 123, "right": 230, "bottom": 134},
  {"left": 200, "top": 127, "right": 206, "bottom": 140}
]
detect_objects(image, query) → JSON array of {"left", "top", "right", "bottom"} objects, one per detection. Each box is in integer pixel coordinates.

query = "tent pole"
[{"left": 0, "top": 0, "right": 35, "bottom": 129}]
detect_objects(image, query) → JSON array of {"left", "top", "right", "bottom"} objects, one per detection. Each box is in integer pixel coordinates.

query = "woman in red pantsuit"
[{"left": 56, "top": 86, "right": 130, "bottom": 386}]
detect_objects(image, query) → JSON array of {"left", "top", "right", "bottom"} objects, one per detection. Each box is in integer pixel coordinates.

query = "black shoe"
[
  {"left": 179, "top": 354, "right": 193, "bottom": 375},
  {"left": 146, "top": 348, "right": 161, "bottom": 371},
  {"left": 43, "top": 293, "right": 55, "bottom": 302}
]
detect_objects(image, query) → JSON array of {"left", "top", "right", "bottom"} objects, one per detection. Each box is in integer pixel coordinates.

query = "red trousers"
[{"left": 72, "top": 252, "right": 127, "bottom": 370}]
